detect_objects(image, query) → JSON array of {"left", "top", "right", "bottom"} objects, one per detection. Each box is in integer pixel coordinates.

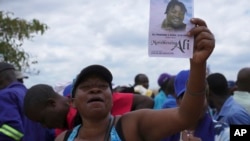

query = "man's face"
[
  {"left": 26, "top": 103, "right": 68, "bottom": 129},
  {"left": 73, "top": 74, "right": 113, "bottom": 118},
  {"left": 166, "top": 5, "right": 185, "bottom": 27}
]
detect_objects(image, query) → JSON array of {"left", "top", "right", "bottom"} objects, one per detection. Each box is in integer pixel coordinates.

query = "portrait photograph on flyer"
[{"left": 148, "top": 0, "right": 194, "bottom": 58}]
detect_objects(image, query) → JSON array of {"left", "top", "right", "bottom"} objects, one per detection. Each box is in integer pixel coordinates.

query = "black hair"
[
  {"left": 165, "top": 0, "right": 187, "bottom": 14},
  {"left": 0, "top": 69, "right": 16, "bottom": 81},
  {"left": 23, "top": 84, "right": 58, "bottom": 115},
  {"left": 134, "top": 73, "right": 148, "bottom": 85},
  {"left": 237, "top": 67, "right": 250, "bottom": 91},
  {"left": 113, "top": 85, "right": 134, "bottom": 93},
  {"left": 207, "top": 73, "right": 229, "bottom": 96},
  {"left": 0, "top": 70, "right": 16, "bottom": 89},
  {"left": 166, "top": 76, "right": 176, "bottom": 95}
]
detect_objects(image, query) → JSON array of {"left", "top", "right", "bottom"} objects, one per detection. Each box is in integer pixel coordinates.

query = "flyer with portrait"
[{"left": 148, "top": 0, "right": 194, "bottom": 58}]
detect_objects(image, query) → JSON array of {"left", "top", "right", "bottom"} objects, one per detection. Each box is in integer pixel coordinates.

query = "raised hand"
[{"left": 188, "top": 18, "right": 215, "bottom": 64}]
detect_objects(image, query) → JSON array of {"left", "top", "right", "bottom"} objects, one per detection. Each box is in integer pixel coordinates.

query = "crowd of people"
[{"left": 0, "top": 17, "right": 249, "bottom": 141}]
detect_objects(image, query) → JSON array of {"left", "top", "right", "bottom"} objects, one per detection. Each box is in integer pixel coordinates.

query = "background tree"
[{"left": 0, "top": 11, "right": 48, "bottom": 74}]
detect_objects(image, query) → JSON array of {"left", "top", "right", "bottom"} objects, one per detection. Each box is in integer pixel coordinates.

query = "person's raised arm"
[
  {"left": 178, "top": 17, "right": 215, "bottom": 126},
  {"left": 121, "top": 18, "right": 215, "bottom": 141}
]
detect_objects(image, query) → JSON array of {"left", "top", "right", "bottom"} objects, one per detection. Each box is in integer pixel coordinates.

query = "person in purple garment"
[
  {"left": 0, "top": 62, "right": 54, "bottom": 141},
  {"left": 162, "top": 70, "right": 229, "bottom": 141}
]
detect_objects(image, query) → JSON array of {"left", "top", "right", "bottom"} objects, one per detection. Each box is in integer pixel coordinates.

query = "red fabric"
[
  {"left": 111, "top": 92, "right": 133, "bottom": 115},
  {"left": 55, "top": 92, "right": 134, "bottom": 136}
]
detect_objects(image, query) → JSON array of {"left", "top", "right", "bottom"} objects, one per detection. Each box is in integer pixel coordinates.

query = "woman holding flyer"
[{"left": 55, "top": 18, "right": 215, "bottom": 141}]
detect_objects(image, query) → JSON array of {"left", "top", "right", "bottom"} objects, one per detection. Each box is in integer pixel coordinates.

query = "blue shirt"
[
  {"left": 214, "top": 96, "right": 250, "bottom": 125},
  {"left": 162, "top": 95, "right": 177, "bottom": 109},
  {"left": 153, "top": 90, "right": 167, "bottom": 109},
  {"left": 0, "top": 82, "right": 54, "bottom": 141}
]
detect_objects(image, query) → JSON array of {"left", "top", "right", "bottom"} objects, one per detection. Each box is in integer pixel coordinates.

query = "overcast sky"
[{"left": 1, "top": 0, "right": 250, "bottom": 90}]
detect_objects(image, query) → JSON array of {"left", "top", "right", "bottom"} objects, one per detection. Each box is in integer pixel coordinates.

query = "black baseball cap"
[
  {"left": 72, "top": 64, "right": 113, "bottom": 97},
  {"left": 0, "top": 62, "right": 15, "bottom": 73}
]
